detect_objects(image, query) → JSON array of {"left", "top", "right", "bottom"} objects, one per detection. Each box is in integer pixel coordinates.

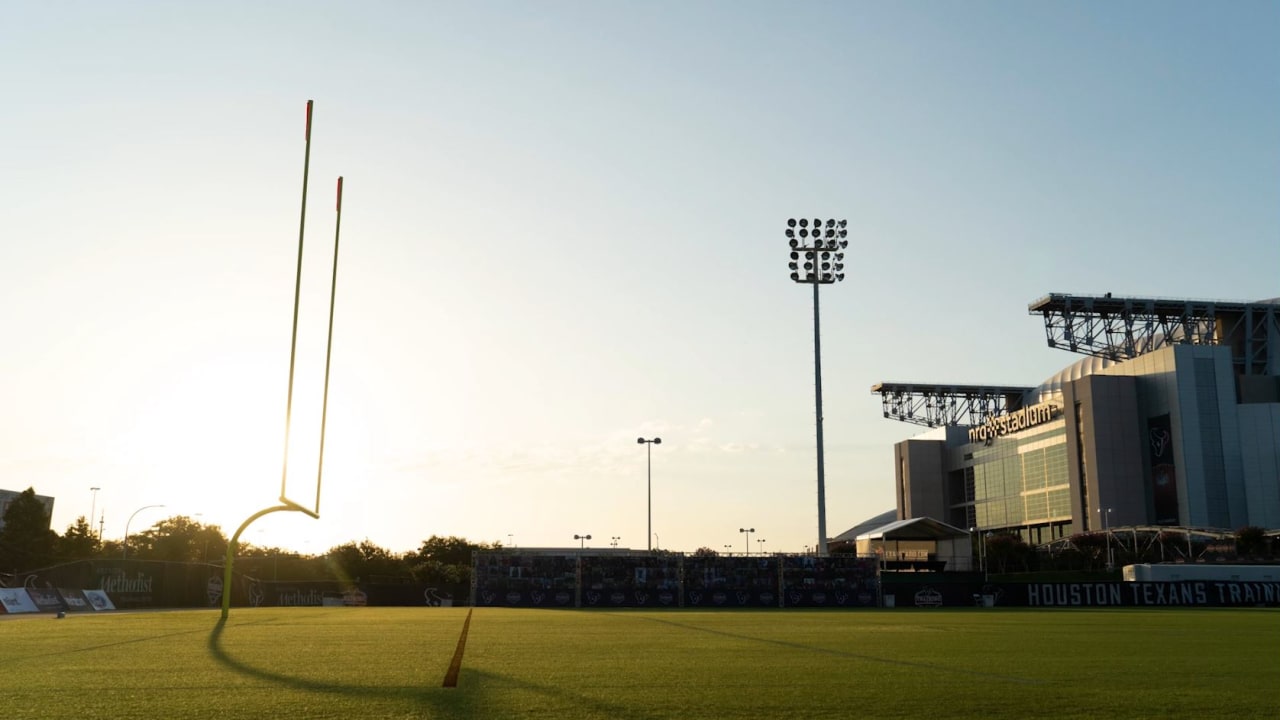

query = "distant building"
[
  {"left": 0, "top": 488, "right": 56, "bottom": 532},
  {"left": 869, "top": 293, "right": 1280, "bottom": 545}
]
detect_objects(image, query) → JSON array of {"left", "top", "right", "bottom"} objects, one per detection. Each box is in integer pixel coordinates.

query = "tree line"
[{"left": 0, "top": 487, "right": 498, "bottom": 586}]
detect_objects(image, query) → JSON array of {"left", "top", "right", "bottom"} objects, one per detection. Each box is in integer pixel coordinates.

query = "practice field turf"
[{"left": 2, "top": 607, "right": 1276, "bottom": 719}]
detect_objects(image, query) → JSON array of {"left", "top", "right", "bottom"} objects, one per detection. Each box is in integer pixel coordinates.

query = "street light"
[
  {"left": 786, "top": 217, "right": 847, "bottom": 557},
  {"left": 1099, "top": 507, "right": 1114, "bottom": 569},
  {"left": 757, "top": 538, "right": 767, "bottom": 555},
  {"left": 739, "top": 527, "right": 755, "bottom": 556},
  {"left": 574, "top": 533, "right": 592, "bottom": 549},
  {"left": 122, "top": 504, "right": 166, "bottom": 560},
  {"left": 637, "top": 437, "right": 661, "bottom": 551},
  {"left": 970, "top": 526, "right": 987, "bottom": 581},
  {"left": 611, "top": 536, "right": 620, "bottom": 548}
]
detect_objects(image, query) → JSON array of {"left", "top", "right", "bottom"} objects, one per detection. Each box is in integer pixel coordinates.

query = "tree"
[
  {"left": 404, "top": 535, "right": 498, "bottom": 586},
  {"left": 326, "top": 540, "right": 409, "bottom": 583},
  {"left": 692, "top": 547, "right": 718, "bottom": 557},
  {"left": 986, "top": 533, "right": 1034, "bottom": 573},
  {"left": 56, "top": 515, "right": 99, "bottom": 561},
  {"left": 129, "top": 516, "right": 228, "bottom": 562},
  {"left": 1235, "top": 526, "right": 1268, "bottom": 558},
  {"left": 0, "top": 487, "right": 57, "bottom": 572}
]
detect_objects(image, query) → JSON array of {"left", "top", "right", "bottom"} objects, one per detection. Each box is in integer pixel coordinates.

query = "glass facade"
[{"left": 950, "top": 420, "right": 1073, "bottom": 539}]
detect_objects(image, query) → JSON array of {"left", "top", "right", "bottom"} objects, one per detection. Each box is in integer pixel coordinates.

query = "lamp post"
[
  {"left": 786, "top": 217, "right": 847, "bottom": 557},
  {"left": 611, "top": 536, "right": 620, "bottom": 548},
  {"left": 637, "top": 437, "right": 661, "bottom": 552},
  {"left": 970, "top": 526, "right": 987, "bottom": 580},
  {"left": 739, "top": 527, "right": 755, "bottom": 556},
  {"left": 723, "top": 544, "right": 733, "bottom": 554},
  {"left": 122, "top": 504, "right": 165, "bottom": 560},
  {"left": 757, "top": 538, "right": 767, "bottom": 555},
  {"left": 89, "top": 487, "right": 100, "bottom": 539},
  {"left": 574, "top": 533, "right": 591, "bottom": 550},
  {"left": 1099, "top": 507, "right": 1114, "bottom": 569}
]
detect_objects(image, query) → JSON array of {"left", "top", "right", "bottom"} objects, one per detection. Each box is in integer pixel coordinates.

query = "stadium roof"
[
  {"left": 854, "top": 516, "right": 970, "bottom": 542},
  {"left": 830, "top": 509, "right": 898, "bottom": 544}
]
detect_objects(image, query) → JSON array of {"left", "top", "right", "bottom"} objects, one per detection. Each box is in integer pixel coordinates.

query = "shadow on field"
[
  {"left": 627, "top": 614, "right": 1045, "bottom": 686},
  {"left": 206, "top": 619, "right": 661, "bottom": 718},
  {"left": 208, "top": 619, "right": 440, "bottom": 707}
]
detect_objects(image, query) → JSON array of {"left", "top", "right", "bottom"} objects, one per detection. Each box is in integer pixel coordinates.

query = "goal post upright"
[{"left": 222, "top": 101, "right": 345, "bottom": 619}]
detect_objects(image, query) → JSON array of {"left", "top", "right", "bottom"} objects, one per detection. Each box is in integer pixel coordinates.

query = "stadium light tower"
[
  {"left": 574, "top": 533, "right": 592, "bottom": 550},
  {"left": 637, "top": 437, "right": 661, "bottom": 552},
  {"left": 739, "top": 527, "right": 755, "bottom": 556},
  {"left": 787, "top": 217, "right": 847, "bottom": 557}
]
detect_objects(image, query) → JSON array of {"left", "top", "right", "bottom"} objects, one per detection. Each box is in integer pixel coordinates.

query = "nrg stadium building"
[{"left": 871, "top": 292, "right": 1280, "bottom": 546}]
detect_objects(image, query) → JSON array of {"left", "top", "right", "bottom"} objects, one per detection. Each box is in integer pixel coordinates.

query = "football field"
[{"left": 2, "top": 607, "right": 1276, "bottom": 719}]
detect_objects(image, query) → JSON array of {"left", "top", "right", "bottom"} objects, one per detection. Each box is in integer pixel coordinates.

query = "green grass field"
[{"left": 2, "top": 607, "right": 1276, "bottom": 719}]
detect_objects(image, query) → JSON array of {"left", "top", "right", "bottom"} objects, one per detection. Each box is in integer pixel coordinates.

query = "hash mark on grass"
[{"left": 442, "top": 607, "right": 473, "bottom": 688}]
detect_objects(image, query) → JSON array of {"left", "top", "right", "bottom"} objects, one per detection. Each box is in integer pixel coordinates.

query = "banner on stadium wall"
[
  {"left": 784, "top": 588, "right": 880, "bottom": 608},
  {"left": 581, "top": 587, "right": 681, "bottom": 608},
  {"left": 81, "top": 590, "right": 116, "bottom": 611},
  {"left": 882, "top": 581, "right": 1280, "bottom": 608},
  {"left": 1015, "top": 581, "right": 1280, "bottom": 607},
  {"left": 1148, "top": 414, "right": 1179, "bottom": 524},
  {"left": 684, "top": 588, "right": 778, "bottom": 608},
  {"left": 0, "top": 587, "right": 40, "bottom": 613},
  {"left": 477, "top": 588, "right": 578, "bottom": 608}
]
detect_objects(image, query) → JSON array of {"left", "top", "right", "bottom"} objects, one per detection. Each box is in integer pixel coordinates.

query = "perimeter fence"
[{"left": 472, "top": 552, "right": 881, "bottom": 608}]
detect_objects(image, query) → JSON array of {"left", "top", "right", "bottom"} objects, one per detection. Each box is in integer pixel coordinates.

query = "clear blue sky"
[{"left": 2, "top": 1, "right": 1276, "bottom": 554}]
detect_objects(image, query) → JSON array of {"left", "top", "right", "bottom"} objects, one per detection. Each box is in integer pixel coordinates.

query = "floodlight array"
[{"left": 786, "top": 218, "right": 848, "bottom": 284}]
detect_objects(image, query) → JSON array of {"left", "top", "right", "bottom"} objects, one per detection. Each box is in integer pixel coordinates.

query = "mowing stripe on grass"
[
  {"left": 625, "top": 613, "right": 1045, "bottom": 685},
  {"left": 442, "top": 607, "right": 473, "bottom": 688}
]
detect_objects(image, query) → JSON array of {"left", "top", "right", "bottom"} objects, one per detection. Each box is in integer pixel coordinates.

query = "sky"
[{"left": 2, "top": 1, "right": 1277, "bottom": 556}]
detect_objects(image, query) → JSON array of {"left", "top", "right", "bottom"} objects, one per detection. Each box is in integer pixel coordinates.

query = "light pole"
[
  {"left": 574, "top": 533, "right": 592, "bottom": 550},
  {"left": 1099, "top": 507, "right": 1114, "bottom": 569},
  {"left": 89, "top": 487, "right": 100, "bottom": 539},
  {"left": 723, "top": 544, "right": 733, "bottom": 554},
  {"left": 637, "top": 437, "right": 661, "bottom": 551},
  {"left": 611, "top": 536, "right": 620, "bottom": 548},
  {"left": 739, "top": 527, "right": 755, "bottom": 556},
  {"left": 786, "top": 217, "right": 847, "bottom": 557},
  {"left": 971, "top": 526, "right": 987, "bottom": 580},
  {"left": 757, "top": 538, "right": 767, "bottom": 555},
  {"left": 122, "top": 504, "right": 165, "bottom": 560}
]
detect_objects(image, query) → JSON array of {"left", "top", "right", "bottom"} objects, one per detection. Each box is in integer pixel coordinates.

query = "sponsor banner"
[
  {"left": 57, "top": 589, "right": 93, "bottom": 613},
  {"left": 477, "top": 588, "right": 577, "bottom": 608},
  {"left": 26, "top": 586, "right": 67, "bottom": 613},
  {"left": 1015, "top": 581, "right": 1280, "bottom": 607},
  {"left": 685, "top": 588, "right": 777, "bottom": 607},
  {"left": 81, "top": 590, "right": 116, "bottom": 611},
  {"left": 785, "top": 588, "right": 879, "bottom": 608},
  {"left": 581, "top": 587, "right": 677, "bottom": 607},
  {"left": 96, "top": 568, "right": 158, "bottom": 609},
  {"left": 0, "top": 587, "right": 40, "bottom": 614}
]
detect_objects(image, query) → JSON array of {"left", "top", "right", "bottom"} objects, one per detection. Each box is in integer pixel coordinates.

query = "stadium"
[{"left": 867, "top": 292, "right": 1280, "bottom": 552}]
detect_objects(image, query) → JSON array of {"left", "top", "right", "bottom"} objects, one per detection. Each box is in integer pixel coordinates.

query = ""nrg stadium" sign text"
[{"left": 968, "top": 402, "right": 1061, "bottom": 444}]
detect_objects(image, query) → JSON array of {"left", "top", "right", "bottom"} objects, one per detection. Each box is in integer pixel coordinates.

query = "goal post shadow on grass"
[{"left": 221, "top": 101, "right": 346, "bottom": 620}]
